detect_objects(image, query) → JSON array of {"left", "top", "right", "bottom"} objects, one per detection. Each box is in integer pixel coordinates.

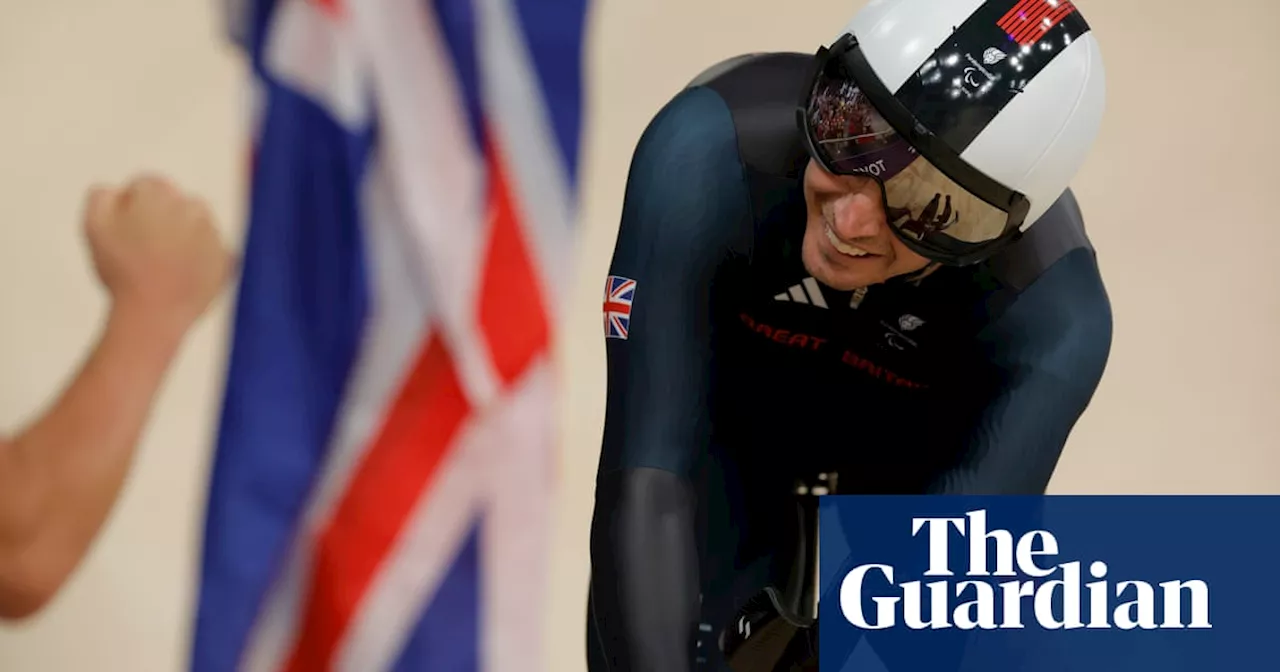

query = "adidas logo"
[{"left": 774, "top": 277, "right": 829, "bottom": 308}]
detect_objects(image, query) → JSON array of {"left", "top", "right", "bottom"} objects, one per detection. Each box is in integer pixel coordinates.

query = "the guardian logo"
[{"left": 839, "top": 510, "right": 1212, "bottom": 631}]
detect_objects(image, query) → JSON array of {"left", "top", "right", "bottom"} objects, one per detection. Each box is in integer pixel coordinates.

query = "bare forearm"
[{"left": 0, "top": 305, "right": 183, "bottom": 617}]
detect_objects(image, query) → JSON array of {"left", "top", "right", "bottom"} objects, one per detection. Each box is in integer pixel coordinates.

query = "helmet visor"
[{"left": 801, "top": 49, "right": 1023, "bottom": 263}]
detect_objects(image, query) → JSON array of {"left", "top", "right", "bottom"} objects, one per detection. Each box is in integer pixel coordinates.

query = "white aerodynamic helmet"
[{"left": 799, "top": 0, "right": 1105, "bottom": 264}]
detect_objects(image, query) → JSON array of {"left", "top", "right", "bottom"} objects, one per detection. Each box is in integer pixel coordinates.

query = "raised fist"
[{"left": 83, "top": 174, "right": 234, "bottom": 334}]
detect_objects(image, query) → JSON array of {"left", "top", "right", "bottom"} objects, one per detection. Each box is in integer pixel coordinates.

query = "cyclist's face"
[{"left": 801, "top": 158, "right": 930, "bottom": 290}]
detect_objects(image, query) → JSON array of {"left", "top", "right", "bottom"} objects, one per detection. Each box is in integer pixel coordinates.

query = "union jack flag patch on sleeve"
[{"left": 603, "top": 275, "right": 636, "bottom": 340}]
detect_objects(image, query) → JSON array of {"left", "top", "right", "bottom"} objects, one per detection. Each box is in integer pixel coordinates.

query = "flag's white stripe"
[
  {"left": 481, "top": 362, "right": 557, "bottom": 672},
  {"left": 264, "top": 0, "right": 371, "bottom": 130},
  {"left": 476, "top": 0, "right": 577, "bottom": 322},
  {"left": 352, "top": 0, "right": 500, "bottom": 409},
  {"left": 240, "top": 154, "right": 433, "bottom": 672}
]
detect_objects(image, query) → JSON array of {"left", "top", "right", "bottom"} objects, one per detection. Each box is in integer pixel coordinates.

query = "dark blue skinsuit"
[{"left": 586, "top": 53, "right": 1112, "bottom": 672}]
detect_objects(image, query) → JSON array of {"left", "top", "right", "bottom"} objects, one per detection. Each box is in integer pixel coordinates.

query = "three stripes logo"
[
  {"left": 998, "top": 0, "right": 1079, "bottom": 47},
  {"left": 774, "top": 277, "right": 829, "bottom": 308}
]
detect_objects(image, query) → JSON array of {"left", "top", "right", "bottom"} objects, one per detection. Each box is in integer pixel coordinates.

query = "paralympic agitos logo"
[{"left": 837, "top": 510, "right": 1213, "bottom": 631}]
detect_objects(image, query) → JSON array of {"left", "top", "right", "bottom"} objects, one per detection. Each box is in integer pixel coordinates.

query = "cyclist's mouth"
[{"left": 824, "top": 223, "right": 877, "bottom": 258}]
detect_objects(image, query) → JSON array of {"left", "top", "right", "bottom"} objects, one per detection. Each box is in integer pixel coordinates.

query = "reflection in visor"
[
  {"left": 806, "top": 73, "right": 1009, "bottom": 248},
  {"left": 808, "top": 78, "right": 918, "bottom": 179},
  {"left": 889, "top": 193, "right": 957, "bottom": 242}
]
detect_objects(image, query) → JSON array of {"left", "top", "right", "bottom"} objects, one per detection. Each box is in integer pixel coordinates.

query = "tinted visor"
[{"left": 801, "top": 44, "right": 1025, "bottom": 264}]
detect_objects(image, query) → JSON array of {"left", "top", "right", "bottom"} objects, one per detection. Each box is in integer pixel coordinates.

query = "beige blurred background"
[{"left": 0, "top": 0, "right": 1276, "bottom": 670}]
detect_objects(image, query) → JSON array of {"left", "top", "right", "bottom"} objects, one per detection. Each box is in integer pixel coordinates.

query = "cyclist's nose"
[{"left": 826, "top": 189, "right": 886, "bottom": 241}]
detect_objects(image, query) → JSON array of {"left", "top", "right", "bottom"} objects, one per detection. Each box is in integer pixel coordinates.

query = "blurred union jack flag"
[{"left": 193, "top": 0, "right": 589, "bottom": 670}]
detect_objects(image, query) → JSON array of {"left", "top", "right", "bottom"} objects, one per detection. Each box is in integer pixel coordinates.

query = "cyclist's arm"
[
  {"left": 929, "top": 248, "right": 1113, "bottom": 494},
  {"left": 588, "top": 86, "right": 753, "bottom": 671}
]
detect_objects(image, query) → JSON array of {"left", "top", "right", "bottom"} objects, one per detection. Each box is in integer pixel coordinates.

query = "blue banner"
[{"left": 818, "top": 496, "right": 1280, "bottom": 671}]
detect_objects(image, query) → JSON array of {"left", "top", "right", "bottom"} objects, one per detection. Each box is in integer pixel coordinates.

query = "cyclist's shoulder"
[
  {"left": 685, "top": 52, "right": 814, "bottom": 178},
  {"left": 634, "top": 51, "right": 812, "bottom": 180},
  {"left": 619, "top": 87, "right": 755, "bottom": 256},
  {"left": 975, "top": 189, "right": 1112, "bottom": 351},
  {"left": 620, "top": 53, "right": 819, "bottom": 273}
]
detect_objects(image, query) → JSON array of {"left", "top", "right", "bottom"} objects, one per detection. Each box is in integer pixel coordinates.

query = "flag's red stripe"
[
  {"left": 603, "top": 301, "right": 630, "bottom": 315},
  {"left": 282, "top": 333, "right": 472, "bottom": 671},
  {"left": 477, "top": 130, "right": 551, "bottom": 386},
  {"left": 1011, "top": 1, "right": 1057, "bottom": 43},
  {"left": 997, "top": 0, "right": 1039, "bottom": 32}
]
